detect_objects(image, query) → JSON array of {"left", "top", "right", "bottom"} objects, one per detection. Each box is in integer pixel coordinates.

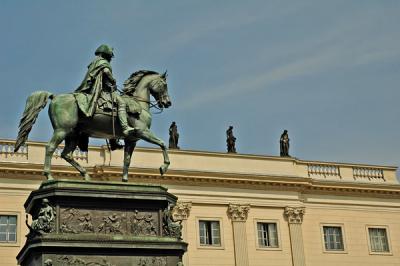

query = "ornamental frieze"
[{"left": 59, "top": 208, "right": 160, "bottom": 236}]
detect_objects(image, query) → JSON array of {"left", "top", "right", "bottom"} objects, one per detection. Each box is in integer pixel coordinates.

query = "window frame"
[
  {"left": 0, "top": 212, "right": 21, "bottom": 247},
  {"left": 254, "top": 219, "right": 282, "bottom": 251},
  {"left": 195, "top": 217, "right": 224, "bottom": 250},
  {"left": 366, "top": 225, "right": 392, "bottom": 256},
  {"left": 320, "top": 223, "right": 347, "bottom": 254}
]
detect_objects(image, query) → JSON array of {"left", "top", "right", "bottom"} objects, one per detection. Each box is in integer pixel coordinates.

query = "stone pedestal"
[{"left": 17, "top": 180, "right": 187, "bottom": 266}]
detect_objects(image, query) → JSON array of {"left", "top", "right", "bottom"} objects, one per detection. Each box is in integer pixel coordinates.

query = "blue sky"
[{"left": 0, "top": 1, "right": 399, "bottom": 173}]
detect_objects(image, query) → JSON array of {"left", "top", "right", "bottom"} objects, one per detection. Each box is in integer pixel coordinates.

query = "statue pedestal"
[{"left": 17, "top": 180, "right": 187, "bottom": 266}]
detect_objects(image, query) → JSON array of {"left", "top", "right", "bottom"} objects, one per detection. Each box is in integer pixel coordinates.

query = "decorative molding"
[
  {"left": 284, "top": 207, "right": 305, "bottom": 224},
  {"left": 227, "top": 203, "right": 250, "bottom": 222},
  {"left": 172, "top": 201, "right": 192, "bottom": 221},
  {"left": 0, "top": 162, "right": 399, "bottom": 198}
]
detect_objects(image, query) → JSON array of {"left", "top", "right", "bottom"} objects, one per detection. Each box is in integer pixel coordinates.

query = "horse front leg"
[
  {"left": 122, "top": 140, "right": 136, "bottom": 182},
  {"left": 136, "top": 129, "right": 170, "bottom": 175}
]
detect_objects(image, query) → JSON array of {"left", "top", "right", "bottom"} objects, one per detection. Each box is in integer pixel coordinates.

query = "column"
[
  {"left": 284, "top": 207, "right": 306, "bottom": 266},
  {"left": 173, "top": 202, "right": 192, "bottom": 266},
  {"left": 227, "top": 203, "right": 250, "bottom": 266}
]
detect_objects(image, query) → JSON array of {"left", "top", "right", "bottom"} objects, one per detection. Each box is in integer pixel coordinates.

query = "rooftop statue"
[
  {"left": 280, "top": 129, "right": 290, "bottom": 157},
  {"left": 14, "top": 45, "right": 172, "bottom": 182},
  {"left": 168, "top": 121, "right": 180, "bottom": 149},
  {"left": 226, "top": 126, "right": 237, "bottom": 153}
]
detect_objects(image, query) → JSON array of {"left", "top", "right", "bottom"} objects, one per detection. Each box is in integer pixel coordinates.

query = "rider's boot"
[
  {"left": 109, "top": 139, "right": 123, "bottom": 150},
  {"left": 118, "top": 102, "right": 136, "bottom": 136}
]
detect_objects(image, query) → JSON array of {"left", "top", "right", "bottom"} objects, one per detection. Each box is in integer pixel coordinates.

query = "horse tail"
[{"left": 15, "top": 91, "right": 54, "bottom": 152}]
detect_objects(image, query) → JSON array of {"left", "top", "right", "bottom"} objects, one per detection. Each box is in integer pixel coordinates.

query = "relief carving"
[
  {"left": 44, "top": 259, "right": 53, "bottom": 266},
  {"left": 78, "top": 213, "right": 94, "bottom": 233},
  {"left": 98, "top": 213, "right": 123, "bottom": 234},
  {"left": 138, "top": 257, "right": 167, "bottom": 266},
  {"left": 60, "top": 208, "right": 79, "bottom": 234},
  {"left": 57, "top": 255, "right": 115, "bottom": 266},
  {"left": 131, "top": 210, "right": 157, "bottom": 236}
]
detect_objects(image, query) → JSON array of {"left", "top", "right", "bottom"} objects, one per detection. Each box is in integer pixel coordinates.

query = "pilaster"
[
  {"left": 284, "top": 206, "right": 306, "bottom": 266},
  {"left": 173, "top": 202, "right": 192, "bottom": 266},
  {"left": 227, "top": 204, "right": 250, "bottom": 266}
]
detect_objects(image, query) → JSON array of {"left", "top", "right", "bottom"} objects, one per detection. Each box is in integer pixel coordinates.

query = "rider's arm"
[{"left": 103, "top": 67, "right": 116, "bottom": 85}]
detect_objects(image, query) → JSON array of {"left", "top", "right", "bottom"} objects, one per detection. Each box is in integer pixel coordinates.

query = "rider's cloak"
[{"left": 74, "top": 56, "right": 113, "bottom": 117}]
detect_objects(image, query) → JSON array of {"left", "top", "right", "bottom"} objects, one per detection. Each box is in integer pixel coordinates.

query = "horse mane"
[{"left": 123, "top": 70, "right": 159, "bottom": 95}]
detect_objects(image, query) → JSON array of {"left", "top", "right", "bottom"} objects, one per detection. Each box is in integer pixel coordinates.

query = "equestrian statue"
[{"left": 14, "top": 44, "right": 172, "bottom": 182}]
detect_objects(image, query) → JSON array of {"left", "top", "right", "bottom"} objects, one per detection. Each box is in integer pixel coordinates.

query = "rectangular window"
[
  {"left": 368, "top": 228, "right": 390, "bottom": 253},
  {"left": 323, "top": 226, "right": 344, "bottom": 251},
  {"left": 257, "top": 222, "right": 279, "bottom": 248},
  {"left": 199, "top": 220, "right": 221, "bottom": 246},
  {"left": 0, "top": 215, "right": 17, "bottom": 243}
]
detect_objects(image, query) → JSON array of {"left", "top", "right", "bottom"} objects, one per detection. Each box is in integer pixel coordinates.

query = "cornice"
[{"left": 0, "top": 162, "right": 399, "bottom": 198}]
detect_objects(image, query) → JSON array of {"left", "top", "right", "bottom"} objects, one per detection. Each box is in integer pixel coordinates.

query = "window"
[
  {"left": 323, "top": 226, "right": 344, "bottom": 251},
  {"left": 257, "top": 222, "right": 278, "bottom": 248},
  {"left": 0, "top": 215, "right": 17, "bottom": 243},
  {"left": 368, "top": 227, "right": 390, "bottom": 253},
  {"left": 199, "top": 220, "right": 221, "bottom": 246}
]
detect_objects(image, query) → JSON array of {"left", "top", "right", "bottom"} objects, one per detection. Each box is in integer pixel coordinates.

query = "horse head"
[{"left": 149, "top": 71, "right": 171, "bottom": 108}]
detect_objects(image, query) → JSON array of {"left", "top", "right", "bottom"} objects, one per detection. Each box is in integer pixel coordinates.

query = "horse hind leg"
[
  {"left": 44, "top": 129, "right": 68, "bottom": 180},
  {"left": 61, "top": 136, "right": 91, "bottom": 181},
  {"left": 122, "top": 140, "right": 136, "bottom": 182}
]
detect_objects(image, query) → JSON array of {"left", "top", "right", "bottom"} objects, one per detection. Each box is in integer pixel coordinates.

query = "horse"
[{"left": 14, "top": 70, "right": 171, "bottom": 182}]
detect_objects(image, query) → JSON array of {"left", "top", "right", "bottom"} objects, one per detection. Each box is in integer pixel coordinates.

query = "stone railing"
[
  {"left": 0, "top": 140, "right": 28, "bottom": 159},
  {"left": 353, "top": 167, "right": 385, "bottom": 181},
  {"left": 0, "top": 139, "right": 93, "bottom": 166},
  {"left": 53, "top": 147, "right": 88, "bottom": 161},
  {"left": 301, "top": 161, "right": 393, "bottom": 183},
  {"left": 307, "top": 163, "right": 341, "bottom": 178},
  {"left": 0, "top": 139, "right": 397, "bottom": 184}
]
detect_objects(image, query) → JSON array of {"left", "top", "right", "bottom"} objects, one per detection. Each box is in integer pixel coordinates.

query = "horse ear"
[{"left": 161, "top": 70, "right": 168, "bottom": 80}]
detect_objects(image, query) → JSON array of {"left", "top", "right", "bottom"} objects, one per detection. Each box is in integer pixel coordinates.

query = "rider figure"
[{"left": 75, "top": 44, "right": 136, "bottom": 137}]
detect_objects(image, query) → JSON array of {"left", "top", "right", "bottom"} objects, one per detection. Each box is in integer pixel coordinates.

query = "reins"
[{"left": 116, "top": 85, "right": 164, "bottom": 114}]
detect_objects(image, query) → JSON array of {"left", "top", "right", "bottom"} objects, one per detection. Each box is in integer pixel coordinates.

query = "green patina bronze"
[{"left": 15, "top": 46, "right": 172, "bottom": 182}]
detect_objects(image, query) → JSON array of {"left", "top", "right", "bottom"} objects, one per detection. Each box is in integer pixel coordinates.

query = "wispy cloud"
[
  {"left": 158, "top": 2, "right": 309, "bottom": 53},
  {"left": 177, "top": 10, "right": 400, "bottom": 110}
]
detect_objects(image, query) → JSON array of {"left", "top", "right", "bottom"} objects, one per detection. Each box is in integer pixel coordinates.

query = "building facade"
[{"left": 0, "top": 139, "right": 399, "bottom": 266}]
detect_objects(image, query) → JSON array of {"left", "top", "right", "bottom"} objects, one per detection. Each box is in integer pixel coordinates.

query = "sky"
[{"left": 0, "top": 1, "right": 399, "bottom": 175}]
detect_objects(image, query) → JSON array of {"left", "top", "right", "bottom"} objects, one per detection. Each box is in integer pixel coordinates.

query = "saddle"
[{"left": 74, "top": 91, "right": 141, "bottom": 117}]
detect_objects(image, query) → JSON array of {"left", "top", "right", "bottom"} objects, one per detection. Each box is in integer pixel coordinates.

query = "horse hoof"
[
  {"left": 44, "top": 173, "right": 54, "bottom": 181},
  {"left": 84, "top": 174, "right": 91, "bottom": 181},
  {"left": 159, "top": 166, "right": 168, "bottom": 176},
  {"left": 122, "top": 178, "right": 128, "bottom": 183}
]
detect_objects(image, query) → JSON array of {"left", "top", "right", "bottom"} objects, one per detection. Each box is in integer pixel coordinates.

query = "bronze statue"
[
  {"left": 226, "top": 126, "right": 237, "bottom": 153},
  {"left": 163, "top": 204, "right": 182, "bottom": 239},
  {"left": 28, "top": 198, "right": 55, "bottom": 235},
  {"left": 15, "top": 45, "right": 172, "bottom": 182},
  {"left": 280, "top": 130, "right": 290, "bottom": 157},
  {"left": 74, "top": 44, "right": 136, "bottom": 137},
  {"left": 169, "top": 121, "right": 180, "bottom": 149}
]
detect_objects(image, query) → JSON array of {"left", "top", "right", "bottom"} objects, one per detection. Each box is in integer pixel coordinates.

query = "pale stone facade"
[{"left": 0, "top": 139, "right": 399, "bottom": 266}]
